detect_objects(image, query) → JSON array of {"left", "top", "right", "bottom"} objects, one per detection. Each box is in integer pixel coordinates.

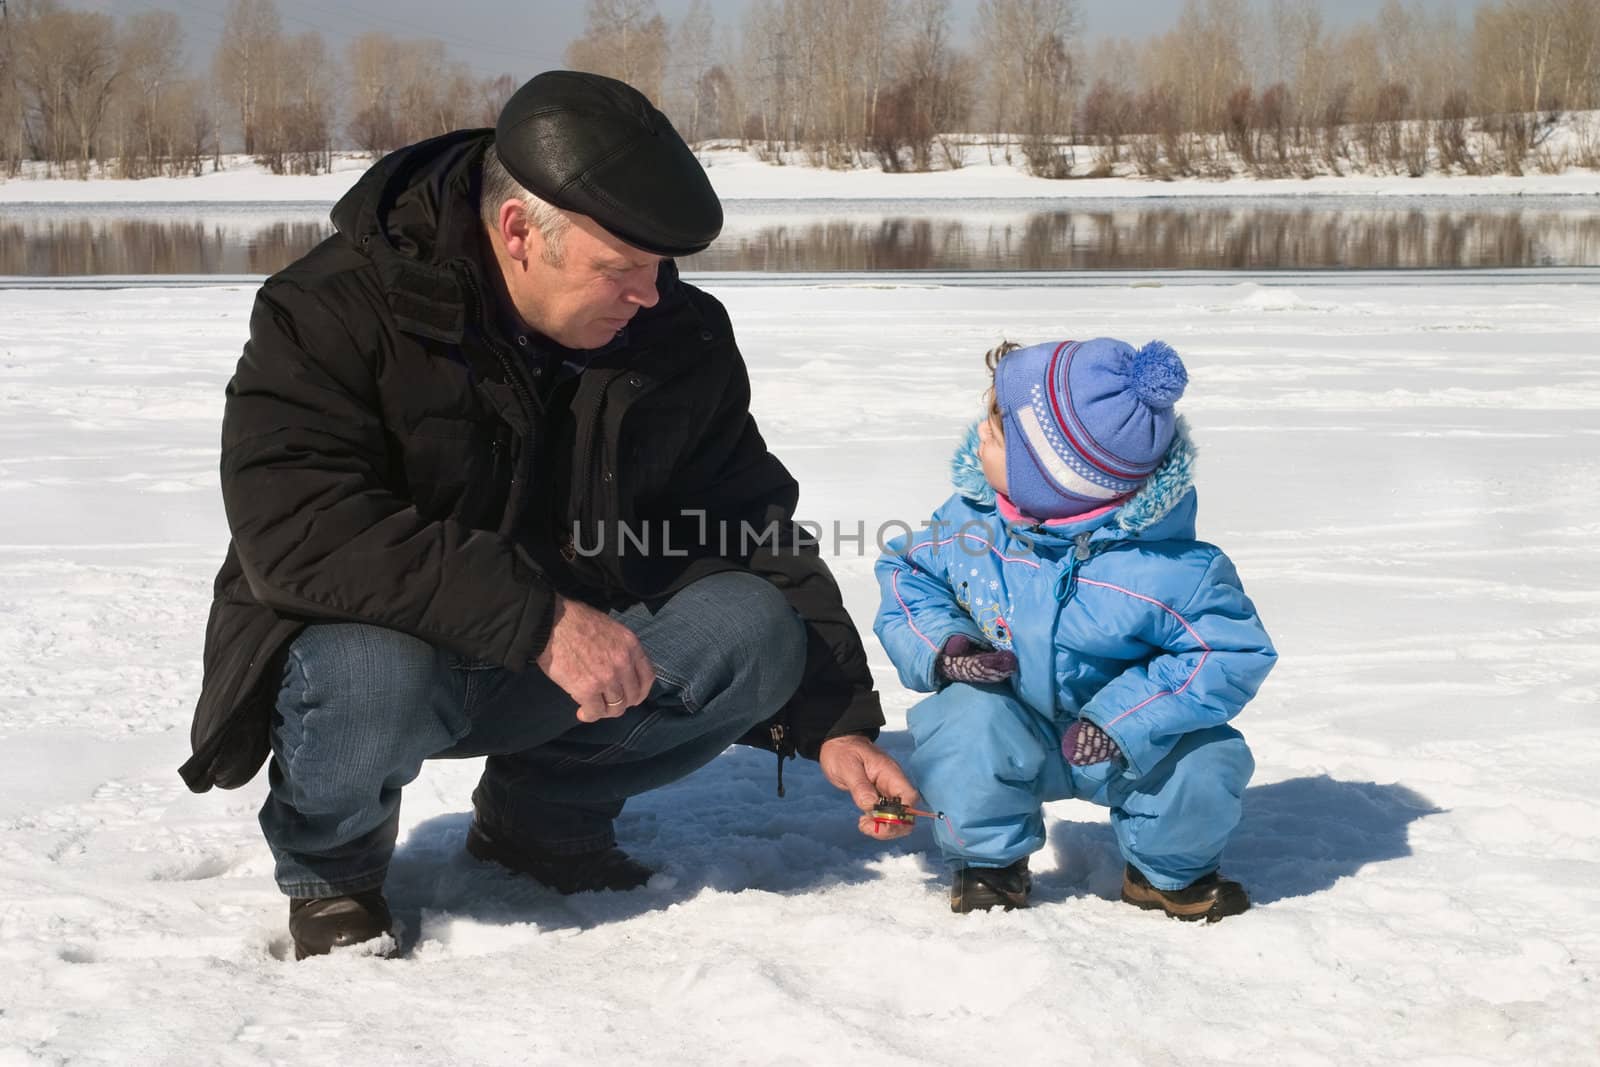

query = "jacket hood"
[
  {"left": 331, "top": 129, "right": 487, "bottom": 265},
  {"left": 328, "top": 129, "right": 684, "bottom": 344},
  {"left": 950, "top": 416, "right": 1198, "bottom": 544}
]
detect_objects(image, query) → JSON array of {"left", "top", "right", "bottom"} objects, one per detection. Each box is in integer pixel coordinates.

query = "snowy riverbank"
[
  {"left": 0, "top": 277, "right": 1596, "bottom": 1064},
  {"left": 3, "top": 143, "right": 1600, "bottom": 205}
]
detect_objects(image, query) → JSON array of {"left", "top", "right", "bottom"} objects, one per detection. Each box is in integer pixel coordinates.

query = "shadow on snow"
[
  {"left": 1042, "top": 773, "right": 1444, "bottom": 908},
  {"left": 383, "top": 730, "right": 1442, "bottom": 951}
]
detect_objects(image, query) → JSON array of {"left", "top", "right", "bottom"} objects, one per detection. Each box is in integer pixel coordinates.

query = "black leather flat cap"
[{"left": 494, "top": 70, "right": 722, "bottom": 257}]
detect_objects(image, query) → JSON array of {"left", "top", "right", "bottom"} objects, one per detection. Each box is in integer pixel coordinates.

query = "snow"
[
  {"left": 2, "top": 140, "right": 1598, "bottom": 205},
  {"left": 696, "top": 143, "right": 1600, "bottom": 200},
  {"left": 1, "top": 274, "right": 1597, "bottom": 1064}
]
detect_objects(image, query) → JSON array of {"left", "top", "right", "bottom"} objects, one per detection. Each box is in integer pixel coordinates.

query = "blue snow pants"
[{"left": 906, "top": 683, "right": 1254, "bottom": 891}]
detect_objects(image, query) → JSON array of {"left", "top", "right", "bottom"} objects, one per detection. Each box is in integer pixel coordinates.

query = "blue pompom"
[{"left": 1130, "top": 340, "right": 1187, "bottom": 410}]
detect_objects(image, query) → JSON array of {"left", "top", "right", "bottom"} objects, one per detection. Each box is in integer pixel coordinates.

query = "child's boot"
[
  {"left": 1121, "top": 864, "right": 1249, "bottom": 922},
  {"left": 950, "top": 858, "right": 1031, "bottom": 913}
]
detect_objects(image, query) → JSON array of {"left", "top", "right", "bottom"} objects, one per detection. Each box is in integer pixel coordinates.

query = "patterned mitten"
[
  {"left": 935, "top": 635, "right": 1017, "bottom": 684},
  {"left": 1062, "top": 719, "right": 1122, "bottom": 766}
]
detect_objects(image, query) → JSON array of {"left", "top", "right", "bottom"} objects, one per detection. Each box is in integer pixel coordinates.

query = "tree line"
[
  {"left": 0, "top": 0, "right": 516, "bottom": 177},
  {"left": 1, "top": 0, "right": 1597, "bottom": 181}
]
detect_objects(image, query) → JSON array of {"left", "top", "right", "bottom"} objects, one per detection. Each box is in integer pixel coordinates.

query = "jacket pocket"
[{"left": 404, "top": 415, "right": 489, "bottom": 521}]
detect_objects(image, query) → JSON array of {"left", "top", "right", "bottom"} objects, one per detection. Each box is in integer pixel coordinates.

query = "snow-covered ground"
[
  {"left": 0, "top": 276, "right": 1596, "bottom": 1064},
  {"left": 2, "top": 141, "right": 1599, "bottom": 205}
]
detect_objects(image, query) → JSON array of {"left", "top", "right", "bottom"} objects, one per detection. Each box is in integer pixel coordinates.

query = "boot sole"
[
  {"left": 950, "top": 868, "right": 1032, "bottom": 913},
  {"left": 292, "top": 936, "right": 399, "bottom": 961},
  {"left": 1120, "top": 881, "right": 1250, "bottom": 923},
  {"left": 951, "top": 891, "right": 1030, "bottom": 914}
]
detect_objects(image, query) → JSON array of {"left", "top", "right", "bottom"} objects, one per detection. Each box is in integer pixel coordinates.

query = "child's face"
[{"left": 978, "top": 414, "right": 1008, "bottom": 496}]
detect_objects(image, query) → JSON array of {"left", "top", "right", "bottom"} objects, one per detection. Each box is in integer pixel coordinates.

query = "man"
[{"left": 181, "top": 70, "right": 917, "bottom": 960}]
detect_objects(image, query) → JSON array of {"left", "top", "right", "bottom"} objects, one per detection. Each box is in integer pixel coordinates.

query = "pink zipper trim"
[
  {"left": 911, "top": 534, "right": 1041, "bottom": 569},
  {"left": 892, "top": 568, "right": 938, "bottom": 651},
  {"left": 1076, "top": 577, "right": 1212, "bottom": 726}
]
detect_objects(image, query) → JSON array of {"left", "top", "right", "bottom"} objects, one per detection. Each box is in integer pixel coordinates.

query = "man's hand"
[
  {"left": 818, "top": 734, "right": 921, "bottom": 840},
  {"left": 536, "top": 595, "right": 655, "bottom": 723}
]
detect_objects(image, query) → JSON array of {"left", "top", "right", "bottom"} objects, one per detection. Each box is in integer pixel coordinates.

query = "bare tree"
[
  {"left": 775, "top": 0, "right": 822, "bottom": 151},
  {"left": 116, "top": 11, "right": 184, "bottom": 178},
  {"left": 13, "top": 3, "right": 119, "bottom": 175},
  {"left": 667, "top": 0, "right": 715, "bottom": 142},
  {"left": 214, "top": 0, "right": 282, "bottom": 154},
  {"left": 346, "top": 31, "right": 397, "bottom": 154},
  {"left": 257, "top": 30, "right": 333, "bottom": 174},
  {"left": 158, "top": 78, "right": 216, "bottom": 176},
  {"left": 6, "top": 0, "right": 1592, "bottom": 185},
  {"left": 0, "top": 0, "right": 24, "bottom": 174},
  {"left": 889, "top": 0, "right": 970, "bottom": 170},
  {"left": 1157, "top": 0, "right": 1252, "bottom": 133},
  {"left": 474, "top": 73, "right": 517, "bottom": 128},
  {"left": 1376, "top": 1, "right": 1423, "bottom": 114},
  {"left": 391, "top": 39, "right": 460, "bottom": 142},
  {"left": 977, "top": 0, "right": 1082, "bottom": 174},
  {"left": 854, "top": 0, "right": 898, "bottom": 154},
  {"left": 565, "top": 0, "right": 669, "bottom": 105},
  {"left": 1473, "top": 0, "right": 1566, "bottom": 172},
  {"left": 12, "top": 0, "right": 72, "bottom": 170},
  {"left": 1551, "top": 0, "right": 1600, "bottom": 109},
  {"left": 740, "top": 0, "right": 790, "bottom": 150},
  {"left": 665, "top": 3, "right": 740, "bottom": 144},
  {"left": 58, "top": 9, "right": 116, "bottom": 176}
]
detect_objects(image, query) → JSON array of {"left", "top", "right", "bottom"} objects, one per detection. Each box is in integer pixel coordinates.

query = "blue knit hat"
[{"left": 994, "top": 337, "right": 1187, "bottom": 519}]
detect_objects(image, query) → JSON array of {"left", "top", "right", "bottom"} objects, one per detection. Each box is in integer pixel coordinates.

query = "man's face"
[{"left": 500, "top": 207, "right": 664, "bottom": 350}]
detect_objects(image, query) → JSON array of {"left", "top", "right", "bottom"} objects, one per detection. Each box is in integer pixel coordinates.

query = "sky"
[{"left": 64, "top": 0, "right": 1468, "bottom": 83}]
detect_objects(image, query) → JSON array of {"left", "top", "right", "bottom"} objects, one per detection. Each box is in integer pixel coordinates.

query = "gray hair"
[{"left": 481, "top": 143, "right": 571, "bottom": 264}]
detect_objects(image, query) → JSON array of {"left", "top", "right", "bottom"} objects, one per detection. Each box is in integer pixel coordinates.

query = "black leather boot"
[
  {"left": 466, "top": 820, "right": 654, "bottom": 894},
  {"left": 950, "top": 857, "right": 1032, "bottom": 913},
  {"left": 1121, "top": 864, "right": 1250, "bottom": 922},
  {"left": 288, "top": 889, "right": 394, "bottom": 960}
]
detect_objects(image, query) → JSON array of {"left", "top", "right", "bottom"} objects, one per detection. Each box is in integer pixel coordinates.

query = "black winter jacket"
[{"left": 180, "top": 130, "right": 884, "bottom": 792}]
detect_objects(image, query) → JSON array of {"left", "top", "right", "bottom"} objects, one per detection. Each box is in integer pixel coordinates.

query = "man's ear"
[{"left": 498, "top": 200, "right": 533, "bottom": 263}]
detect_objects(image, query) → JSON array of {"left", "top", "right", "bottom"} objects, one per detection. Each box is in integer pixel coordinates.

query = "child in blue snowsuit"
[{"left": 874, "top": 337, "right": 1276, "bottom": 919}]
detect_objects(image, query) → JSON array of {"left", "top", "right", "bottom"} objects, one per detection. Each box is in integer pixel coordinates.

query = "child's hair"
[{"left": 983, "top": 340, "right": 1021, "bottom": 434}]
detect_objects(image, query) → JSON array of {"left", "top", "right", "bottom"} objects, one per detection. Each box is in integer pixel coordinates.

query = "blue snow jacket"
[{"left": 874, "top": 421, "right": 1276, "bottom": 781}]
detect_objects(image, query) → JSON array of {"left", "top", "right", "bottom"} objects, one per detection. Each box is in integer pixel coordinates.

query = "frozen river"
[
  {"left": 4, "top": 196, "right": 1600, "bottom": 275},
  {"left": 0, "top": 277, "right": 1596, "bottom": 1064}
]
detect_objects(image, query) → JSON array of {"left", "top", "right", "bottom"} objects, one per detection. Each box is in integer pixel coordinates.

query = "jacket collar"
[
  {"left": 950, "top": 416, "right": 1199, "bottom": 543},
  {"left": 330, "top": 130, "right": 484, "bottom": 343},
  {"left": 329, "top": 129, "right": 687, "bottom": 349}
]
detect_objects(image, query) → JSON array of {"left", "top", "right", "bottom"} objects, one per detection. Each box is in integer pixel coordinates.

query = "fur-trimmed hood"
[{"left": 949, "top": 416, "right": 1199, "bottom": 544}]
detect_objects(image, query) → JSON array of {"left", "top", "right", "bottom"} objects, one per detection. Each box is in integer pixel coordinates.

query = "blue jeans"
[
  {"left": 259, "top": 572, "right": 807, "bottom": 898},
  {"left": 906, "top": 684, "right": 1255, "bottom": 890}
]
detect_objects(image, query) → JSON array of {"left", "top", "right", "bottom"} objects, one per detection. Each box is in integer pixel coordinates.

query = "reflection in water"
[
  {"left": 687, "top": 204, "right": 1600, "bottom": 271},
  {"left": 2, "top": 201, "right": 1597, "bottom": 274},
  {"left": 0, "top": 217, "right": 332, "bottom": 275}
]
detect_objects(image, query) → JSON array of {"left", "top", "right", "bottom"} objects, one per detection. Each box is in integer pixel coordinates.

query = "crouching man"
[{"left": 181, "top": 71, "right": 915, "bottom": 959}]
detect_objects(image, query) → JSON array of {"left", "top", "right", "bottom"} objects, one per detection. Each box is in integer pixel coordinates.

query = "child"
[{"left": 873, "top": 337, "right": 1276, "bottom": 919}]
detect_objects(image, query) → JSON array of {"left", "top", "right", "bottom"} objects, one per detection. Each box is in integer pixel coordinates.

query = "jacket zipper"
[
  {"left": 564, "top": 368, "right": 623, "bottom": 577},
  {"left": 457, "top": 268, "right": 539, "bottom": 536},
  {"left": 770, "top": 723, "right": 791, "bottom": 797},
  {"left": 486, "top": 432, "right": 507, "bottom": 526},
  {"left": 578, "top": 370, "right": 620, "bottom": 501}
]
